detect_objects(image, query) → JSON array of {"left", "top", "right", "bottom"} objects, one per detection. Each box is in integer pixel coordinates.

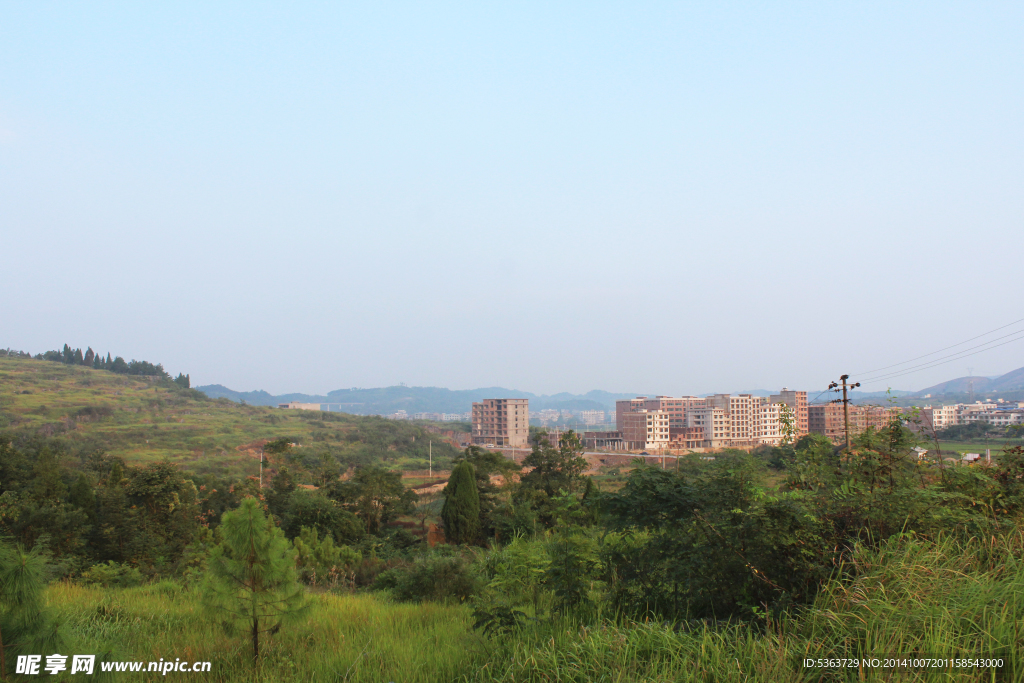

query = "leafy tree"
[
  {"left": 283, "top": 491, "right": 363, "bottom": 545},
  {"left": 937, "top": 421, "right": 997, "bottom": 441},
  {"left": 519, "top": 431, "right": 587, "bottom": 497},
  {"left": 173, "top": 373, "right": 190, "bottom": 389},
  {"left": 266, "top": 466, "right": 296, "bottom": 519},
  {"left": 292, "top": 526, "right": 360, "bottom": 586},
  {"left": 201, "top": 498, "right": 309, "bottom": 662},
  {"left": 603, "top": 457, "right": 831, "bottom": 620},
  {"left": 515, "top": 430, "right": 588, "bottom": 527},
  {"left": 546, "top": 533, "right": 600, "bottom": 615},
  {"left": 326, "top": 467, "right": 416, "bottom": 535},
  {"left": 68, "top": 474, "right": 96, "bottom": 523},
  {"left": 263, "top": 438, "right": 293, "bottom": 458},
  {"left": 441, "top": 461, "right": 480, "bottom": 545}
]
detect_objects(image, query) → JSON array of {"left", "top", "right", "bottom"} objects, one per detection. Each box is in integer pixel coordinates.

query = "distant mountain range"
[
  {"left": 198, "top": 365, "right": 1024, "bottom": 415},
  {"left": 914, "top": 366, "right": 1024, "bottom": 396},
  {"left": 196, "top": 384, "right": 644, "bottom": 414}
]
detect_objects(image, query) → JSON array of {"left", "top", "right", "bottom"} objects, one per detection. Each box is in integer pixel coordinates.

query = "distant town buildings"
[
  {"left": 614, "top": 391, "right": 809, "bottom": 451},
  {"left": 472, "top": 398, "right": 529, "bottom": 447},
  {"left": 277, "top": 402, "right": 322, "bottom": 411},
  {"left": 914, "top": 401, "right": 1024, "bottom": 432}
]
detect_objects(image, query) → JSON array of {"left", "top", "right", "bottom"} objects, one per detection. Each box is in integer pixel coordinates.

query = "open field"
[
  {"left": 0, "top": 358, "right": 460, "bottom": 477},
  {"left": 935, "top": 440, "right": 1021, "bottom": 457},
  {"left": 51, "top": 529, "right": 1023, "bottom": 682}
]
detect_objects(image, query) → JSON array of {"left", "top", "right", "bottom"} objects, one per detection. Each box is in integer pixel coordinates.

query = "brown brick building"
[
  {"left": 472, "top": 398, "right": 529, "bottom": 447},
  {"left": 807, "top": 404, "right": 900, "bottom": 443}
]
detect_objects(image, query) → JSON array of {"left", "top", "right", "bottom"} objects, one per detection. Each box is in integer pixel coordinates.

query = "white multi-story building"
[
  {"left": 962, "top": 410, "right": 1024, "bottom": 427},
  {"left": 577, "top": 410, "right": 606, "bottom": 426},
  {"left": 918, "top": 405, "right": 960, "bottom": 432},
  {"left": 752, "top": 401, "right": 785, "bottom": 445},
  {"left": 686, "top": 406, "right": 731, "bottom": 448}
]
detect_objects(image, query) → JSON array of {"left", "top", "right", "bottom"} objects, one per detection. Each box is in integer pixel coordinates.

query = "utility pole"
[
  {"left": 258, "top": 447, "right": 264, "bottom": 488},
  {"left": 828, "top": 374, "right": 861, "bottom": 454},
  {"left": 429, "top": 441, "right": 432, "bottom": 479}
]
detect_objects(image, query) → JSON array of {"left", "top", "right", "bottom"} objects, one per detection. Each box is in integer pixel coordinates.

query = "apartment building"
[
  {"left": 768, "top": 389, "right": 809, "bottom": 436},
  {"left": 917, "top": 405, "right": 960, "bottom": 432},
  {"left": 669, "top": 426, "right": 705, "bottom": 450},
  {"left": 704, "top": 394, "right": 764, "bottom": 442},
  {"left": 471, "top": 398, "right": 529, "bottom": 447},
  {"left": 615, "top": 398, "right": 648, "bottom": 430},
  {"left": 621, "top": 410, "right": 671, "bottom": 450},
  {"left": 616, "top": 396, "right": 707, "bottom": 431},
  {"left": 807, "top": 404, "right": 899, "bottom": 443},
  {"left": 962, "top": 409, "right": 1024, "bottom": 427},
  {"left": 752, "top": 401, "right": 786, "bottom": 445},
  {"left": 686, "top": 406, "right": 731, "bottom": 448},
  {"left": 577, "top": 410, "right": 606, "bottom": 426}
]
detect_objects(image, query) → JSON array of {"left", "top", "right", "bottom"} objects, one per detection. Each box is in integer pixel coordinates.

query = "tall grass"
[
  {"left": 53, "top": 582, "right": 484, "bottom": 682},
  {"left": 461, "top": 532, "right": 1024, "bottom": 682},
  {"left": 51, "top": 531, "right": 1022, "bottom": 681}
]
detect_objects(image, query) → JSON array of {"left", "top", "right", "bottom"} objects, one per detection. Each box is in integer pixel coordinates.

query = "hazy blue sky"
[{"left": 2, "top": 2, "right": 1023, "bottom": 396}]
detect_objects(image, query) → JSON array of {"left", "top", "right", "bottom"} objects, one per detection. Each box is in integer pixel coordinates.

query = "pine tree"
[
  {"left": 0, "top": 543, "right": 61, "bottom": 676},
  {"left": 69, "top": 475, "right": 96, "bottom": 523},
  {"left": 72, "top": 348, "right": 83, "bottom": 365},
  {"left": 441, "top": 461, "right": 480, "bottom": 545},
  {"left": 83, "top": 348, "right": 95, "bottom": 367},
  {"left": 201, "top": 498, "right": 308, "bottom": 662}
]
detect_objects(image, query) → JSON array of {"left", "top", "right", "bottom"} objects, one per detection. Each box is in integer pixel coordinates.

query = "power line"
[
  {"left": 857, "top": 328, "right": 1024, "bottom": 383},
  {"left": 855, "top": 330, "right": 1024, "bottom": 386},
  {"left": 853, "top": 315, "right": 1024, "bottom": 377}
]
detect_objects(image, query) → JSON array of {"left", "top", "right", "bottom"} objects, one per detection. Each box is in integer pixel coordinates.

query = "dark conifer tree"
[
  {"left": 73, "top": 348, "right": 84, "bottom": 365},
  {"left": 83, "top": 348, "right": 95, "bottom": 366},
  {"left": 441, "top": 461, "right": 481, "bottom": 544}
]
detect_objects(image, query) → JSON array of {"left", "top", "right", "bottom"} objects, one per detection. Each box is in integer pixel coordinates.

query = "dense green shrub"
[
  {"left": 374, "top": 552, "right": 479, "bottom": 603},
  {"left": 79, "top": 561, "right": 145, "bottom": 587},
  {"left": 293, "top": 526, "right": 360, "bottom": 588}
]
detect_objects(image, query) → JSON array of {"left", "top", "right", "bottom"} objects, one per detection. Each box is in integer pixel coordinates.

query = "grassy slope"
[{"left": 0, "top": 357, "right": 458, "bottom": 478}]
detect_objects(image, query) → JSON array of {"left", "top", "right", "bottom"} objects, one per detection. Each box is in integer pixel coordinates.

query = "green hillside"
[{"left": 0, "top": 357, "right": 459, "bottom": 477}]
